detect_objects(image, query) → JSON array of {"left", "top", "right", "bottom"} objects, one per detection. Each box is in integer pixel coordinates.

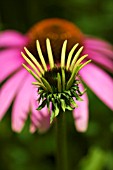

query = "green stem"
[{"left": 56, "top": 111, "right": 68, "bottom": 170}]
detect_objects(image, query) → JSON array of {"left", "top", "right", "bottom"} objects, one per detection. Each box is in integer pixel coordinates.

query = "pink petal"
[
  {"left": 0, "top": 69, "right": 27, "bottom": 120},
  {"left": 73, "top": 83, "right": 89, "bottom": 132},
  {"left": 80, "top": 63, "right": 113, "bottom": 110},
  {"left": 0, "top": 49, "right": 24, "bottom": 82},
  {"left": 30, "top": 88, "right": 50, "bottom": 133},
  {"left": 0, "top": 30, "right": 28, "bottom": 47},
  {"left": 84, "top": 44, "right": 113, "bottom": 59},
  {"left": 12, "top": 75, "right": 34, "bottom": 132},
  {"left": 84, "top": 36, "right": 113, "bottom": 55},
  {"left": 83, "top": 49, "right": 113, "bottom": 73}
]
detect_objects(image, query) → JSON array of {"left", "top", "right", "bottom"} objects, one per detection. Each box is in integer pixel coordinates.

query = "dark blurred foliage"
[
  {"left": 0, "top": 0, "right": 113, "bottom": 170},
  {"left": 0, "top": 0, "right": 113, "bottom": 43}
]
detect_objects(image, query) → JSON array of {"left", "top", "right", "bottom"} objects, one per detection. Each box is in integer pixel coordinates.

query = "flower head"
[
  {"left": 21, "top": 39, "right": 91, "bottom": 122},
  {"left": 0, "top": 18, "right": 113, "bottom": 133}
]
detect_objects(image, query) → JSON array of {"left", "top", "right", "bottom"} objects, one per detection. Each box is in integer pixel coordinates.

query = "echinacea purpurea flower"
[
  {"left": 21, "top": 38, "right": 91, "bottom": 123},
  {"left": 0, "top": 18, "right": 113, "bottom": 133}
]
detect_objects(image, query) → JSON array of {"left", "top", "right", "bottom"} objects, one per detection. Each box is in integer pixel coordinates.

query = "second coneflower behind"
[
  {"left": 0, "top": 18, "right": 113, "bottom": 133},
  {"left": 21, "top": 38, "right": 91, "bottom": 123}
]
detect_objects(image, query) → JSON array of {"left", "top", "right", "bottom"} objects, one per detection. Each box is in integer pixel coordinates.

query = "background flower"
[{"left": 0, "top": 19, "right": 113, "bottom": 133}]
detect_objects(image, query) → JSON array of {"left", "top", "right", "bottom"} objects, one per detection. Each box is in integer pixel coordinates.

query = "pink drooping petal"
[
  {"left": 84, "top": 47, "right": 113, "bottom": 60},
  {"left": 30, "top": 88, "right": 50, "bottom": 133},
  {"left": 80, "top": 63, "right": 113, "bottom": 110},
  {"left": 0, "top": 69, "right": 27, "bottom": 120},
  {"left": 73, "top": 83, "right": 89, "bottom": 132},
  {"left": 83, "top": 49, "right": 113, "bottom": 73},
  {"left": 84, "top": 44, "right": 113, "bottom": 59},
  {"left": 0, "top": 30, "right": 28, "bottom": 47},
  {"left": 12, "top": 75, "right": 34, "bottom": 132},
  {"left": 0, "top": 49, "right": 24, "bottom": 82},
  {"left": 84, "top": 36, "right": 113, "bottom": 59}
]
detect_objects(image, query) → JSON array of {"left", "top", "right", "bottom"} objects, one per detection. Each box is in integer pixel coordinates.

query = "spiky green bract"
[
  {"left": 37, "top": 80, "right": 85, "bottom": 123},
  {"left": 21, "top": 38, "right": 91, "bottom": 124}
]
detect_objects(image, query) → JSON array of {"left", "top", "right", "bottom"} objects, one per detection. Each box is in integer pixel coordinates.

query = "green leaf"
[
  {"left": 71, "top": 85, "right": 78, "bottom": 90},
  {"left": 76, "top": 96, "right": 83, "bottom": 101},
  {"left": 70, "top": 98, "right": 78, "bottom": 107},
  {"left": 57, "top": 72, "right": 62, "bottom": 92},
  {"left": 66, "top": 105, "right": 73, "bottom": 111},
  {"left": 47, "top": 98, "right": 51, "bottom": 112},
  {"left": 64, "top": 90, "right": 72, "bottom": 96},
  {"left": 61, "top": 93, "right": 70, "bottom": 100},
  {"left": 60, "top": 99, "right": 66, "bottom": 112},
  {"left": 80, "top": 88, "right": 87, "bottom": 95},
  {"left": 37, "top": 100, "right": 47, "bottom": 110},
  {"left": 61, "top": 68, "right": 65, "bottom": 91},
  {"left": 50, "top": 110, "right": 55, "bottom": 124},
  {"left": 37, "top": 95, "right": 42, "bottom": 102},
  {"left": 66, "top": 73, "right": 75, "bottom": 90},
  {"left": 74, "top": 64, "right": 82, "bottom": 75},
  {"left": 48, "top": 94, "right": 53, "bottom": 101},
  {"left": 42, "top": 92, "right": 47, "bottom": 98},
  {"left": 53, "top": 93, "right": 57, "bottom": 99},
  {"left": 58, "top": 93, "right": 61, "bottom": 99},
  {"left": 38, "top": 89, "right": 44, "bottom": 94},
  {"left": 71, "top": 90, "right": 83, "bottom": 101},
  {"left": 41, "top": 77, "right": 53, "bottom": 92},
  {"left": 54, "top": 103, "right": 59, "bottom": 117},
  {"left": 51, "top": 97, "right": 55, "bottom": 106}
]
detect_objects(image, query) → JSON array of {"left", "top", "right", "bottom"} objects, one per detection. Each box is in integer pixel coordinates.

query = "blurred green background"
[{"left": 0, "top": 0, "right": 113, "bottom": 170}]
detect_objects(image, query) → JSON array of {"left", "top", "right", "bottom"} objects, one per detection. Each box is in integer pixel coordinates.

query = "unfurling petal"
[
  {"left": 0, "top": 49, "right": 24, "bottom": 82},
  {"left": 12, "top": 75, "right": 34, "bottom": 132},
  {"left": 0, "top": 69, "right": 27, "bottom": 120},
  {"left": 30, "top": 88, "right": 51, "bottom": 133},
  {"left": 80, "top": 63, "right": 113, "bottom": 110},
  {"left": 73, "top": 83, "right": 89, "bottom": 132},
  {"left": 0, "top": 30, "right": 28, "bottom": 47}
]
